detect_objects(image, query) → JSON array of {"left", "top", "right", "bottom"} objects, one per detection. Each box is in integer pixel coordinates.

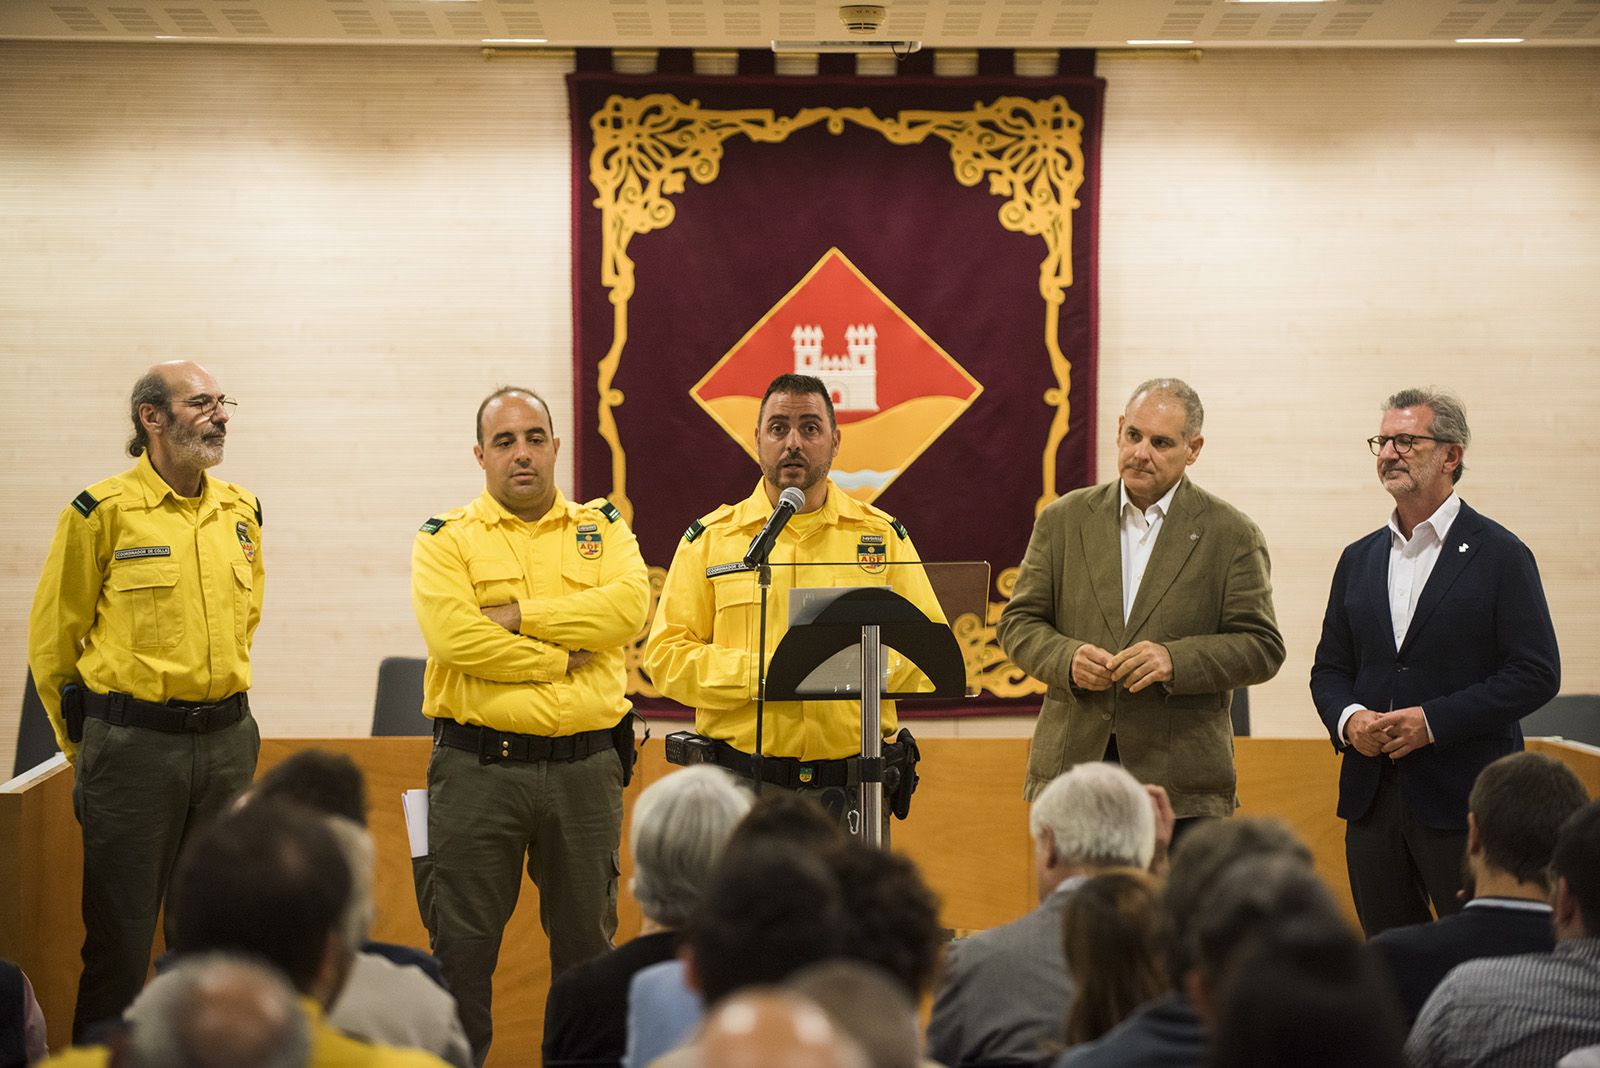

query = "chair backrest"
[
  {"left": 1522, "top": 694, "right": 1600, "bottom": 748},
  {"left": 13, "top": 668, "right": 62, "bottom": 777},
  {"left": 1231, "top": 687, "right": 1251, "bottom": 737},
  {"left": 371, "top": 656, "right": 431, "bottom": 737}
]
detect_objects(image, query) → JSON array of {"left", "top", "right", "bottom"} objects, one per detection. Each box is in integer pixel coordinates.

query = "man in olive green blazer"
[{"left": 998, "top": 379, "right": 1285, "bottom": 819}]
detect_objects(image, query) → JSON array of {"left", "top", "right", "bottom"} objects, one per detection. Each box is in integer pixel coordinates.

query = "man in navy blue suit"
[{"left": 1311, "top": 388, "right": 1560, "bottom": 937}]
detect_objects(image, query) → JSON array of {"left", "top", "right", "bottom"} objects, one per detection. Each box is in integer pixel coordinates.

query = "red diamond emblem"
[{"left": 692, "top": 248, "right": 982, "bottom": 503}]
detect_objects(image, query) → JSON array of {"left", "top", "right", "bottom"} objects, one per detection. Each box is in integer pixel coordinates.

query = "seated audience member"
[
  {"left": 242, "top": 752, "right": 470, "bottom": 1068},
  {"left": 1060, "top": 870, "right": 1165, "bottom": 1047},
  {"left": 1056, "top": 818, "right": 1312, "bottom": 1068},
  {"left": 1188, "top": 856, "right": 1405, "bottom": 1068},
  {"left": 2, "top": 958, "right": 48, "bottom": 1066},
  {"left": 700, "top": 990, "right": 867, "bottom": 1068},
  {"left": 787, "top": 962, "right": 925, "bottom": 1068},
  {"left": 823, "top": 843, "right": 943, "bottom": 1002},
  {"left": 928, "top": 762, "right": 1157, "bottom": 1068},
  {"left": 624, "top": 794, "right": 844, "bottom": 1068},
  {"left": 1408, "top": 799, "right": 1600, "bottom": 1068},
  {"left": 123, "top": 953, "right": 310, "bottom": 1068},
  {"left": 1369, "top": 751, "right": 1589, "bottom": 1024},
  {"left": 544, "top": 766, "right": 752, "bottom": 1068}
]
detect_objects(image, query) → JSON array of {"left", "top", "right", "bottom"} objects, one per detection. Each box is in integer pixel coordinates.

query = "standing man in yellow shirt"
[
  {"left": 411, "top": 387, "right": 649, "bottom": 1063},
  {"left": 644, "top": 373, "right": 940, "bottom": 831},
  {"left": 28, "top": 361, "right": 265, "bottom": 1041}
]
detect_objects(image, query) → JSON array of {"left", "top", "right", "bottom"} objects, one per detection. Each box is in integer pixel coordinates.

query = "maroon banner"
[{"left": 570, "top": 67, "right": 1103, "bottom": 712}]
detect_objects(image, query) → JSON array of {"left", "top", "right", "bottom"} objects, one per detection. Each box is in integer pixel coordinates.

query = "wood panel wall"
[{"left": 2, "top": 43, "right": 1597, "bottom": 771}]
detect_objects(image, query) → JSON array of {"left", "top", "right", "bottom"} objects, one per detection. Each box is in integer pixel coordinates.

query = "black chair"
[
  {"left": 1522, "top": 694, "right": 1600, "bottom": 748},
  {"left": 371, "top": 656, "right": 432, "bottom": 737},
  {"left": 1230, "top": 687, "right": 1250, "bottom": 737},
  {"left": 13, "top": 668, "right": 62, "bottom": 777}
]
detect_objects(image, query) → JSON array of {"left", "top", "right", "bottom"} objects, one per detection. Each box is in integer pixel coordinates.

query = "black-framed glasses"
[
  {"left": 180, "top": 394, "right": 237, "bottom": 414},
  {"left": 1367, "top": 434, "right": 1444, "bottom": 456}
]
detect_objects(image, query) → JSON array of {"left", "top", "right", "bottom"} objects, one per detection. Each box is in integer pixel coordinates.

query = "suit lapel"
[
  {"left": 1124, "top": 479, "right": 1204, "bottom": 640},
  {"left": 1080, "top": 483, "right": 1125, "bottom": 642},
  {"left": 1399, "top": 503, "right": 1484, "bottom": 657}
]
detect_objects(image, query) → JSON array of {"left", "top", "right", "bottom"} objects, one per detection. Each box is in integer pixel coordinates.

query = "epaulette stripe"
[
  {"left": 253, "top": 497, "right": 263, "bottom": 527},
  {"left": 891, "top": 518, "right": 909, "bottom": 541},
  {"left": 683, "top": 520, "right": 705, "bottom": 543},
  {"left": 419, "top": 517, "right": 447, "bottom": 535},
  {"left": 595, "top": 499, "right": 622, "bottom": 523},
  {"left": 71, "top": 490, "right": 100, "bottom": 518}
]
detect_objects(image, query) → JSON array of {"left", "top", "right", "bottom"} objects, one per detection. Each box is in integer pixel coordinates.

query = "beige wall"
[{"left": 2, "top": 42, "right": 1597, "bottom": 772}]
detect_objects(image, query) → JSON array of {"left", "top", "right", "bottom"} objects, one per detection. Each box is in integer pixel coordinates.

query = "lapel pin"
[
  {"left": 1190, "top": 532, "right": 1199, "bottom": 541},
  {"left": 1458, "top": 543, "right": 1469, "bottom": 553}
]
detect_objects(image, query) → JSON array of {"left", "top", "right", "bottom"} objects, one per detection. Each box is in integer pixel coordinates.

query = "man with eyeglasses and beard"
[
  {"left": 28, "top": 361, "right": 265, "bottom": 1040},
  {"left": 1311, "top": 388, "right": 1560, "bottom": 937}
]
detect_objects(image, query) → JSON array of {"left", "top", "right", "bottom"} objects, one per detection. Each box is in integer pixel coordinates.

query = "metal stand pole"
[
  {"left": 751, "top": 564, "right": 771, "bottom": 796},
  {"left": 858, "top": 623, "right": 883, "bottom": 846}
]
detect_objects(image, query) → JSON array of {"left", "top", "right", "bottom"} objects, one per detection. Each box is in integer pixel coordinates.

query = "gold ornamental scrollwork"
[{"left": 590, "top": 92, "right": 1089, "bottom": 700}]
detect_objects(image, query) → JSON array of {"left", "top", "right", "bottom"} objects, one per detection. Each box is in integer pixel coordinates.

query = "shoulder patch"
[
  {"left": 595, "top": 499, "right": 622, "bottom": 524},
  {"left": 891, "top": 518, "right": 909, "bottom": 541},
  {"left": 71, "top": 490, "right": 100, "bottom": 517},
  {"left": 683, "top": 519, "right": 705, "bottom": 543},
  {"left": 419, "top": 517, "right": 448, "bottom": 535}
]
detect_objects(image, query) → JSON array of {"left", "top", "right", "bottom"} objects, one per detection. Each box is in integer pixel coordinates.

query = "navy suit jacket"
[
  {"left": 1309, "top": 501, "right": 1559, "bottom": 830},
  {"left": 1369, "top": 900, "right": 1554, "bottom": 1025}
]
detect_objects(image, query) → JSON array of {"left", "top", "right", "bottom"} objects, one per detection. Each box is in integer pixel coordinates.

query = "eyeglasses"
[
  {"left": 180, "top": 395, "right": 237, "bottom": 414},
  {"left": 1366, "top": 434, "right": 1445, "bottom": 456}
]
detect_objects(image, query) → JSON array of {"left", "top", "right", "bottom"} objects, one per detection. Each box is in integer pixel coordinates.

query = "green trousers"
[
  {"left": 422, "top": 743, "right": 623, "bottom": 1064},
  {"left": 70, "top": 712, "right": 259, "bottom": 1040}
]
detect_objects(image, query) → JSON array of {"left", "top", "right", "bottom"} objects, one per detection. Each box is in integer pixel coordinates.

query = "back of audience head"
[
  {"left": 630, "top": 766, "right": 752, "bottom": 929},
  {"left": 1061, "top": 868, "right": 1165, "bottom": 1045},
  {"left": 787, "top": 961, "right": 919, "bottom": 1068},
  {"left": 122, "top": 953, "right": 310, "bottom": 1068},
  {"left": 821, "top": 842, "right": 943, "bottom": 1000},
  {"left": 686, "top": 841, "right": 847, "bottom": 1006},
  {"left": 700, "top": 989, "right": 869, "bottom": 1068},
  {"left": 247, "top": 748, "right": 369, "bottom": 826},
  {"left": 1160, "top": 817, "right": 1312, "bottom": 990},
  {"left": 168, "top": 798, "right": 354, "bottom": 1006},
  {"left": 722, "top": 792, "right": 846, "bottom": 859},
  {"left": 1553, "top": 799, "right": 1600, "bottom": 939},
  {"left": 1469, "top": 752, "right": 1590, "bottom": 892},
  {"left": 1029, "top": 762, "right": 1156, "bottom": 898}
]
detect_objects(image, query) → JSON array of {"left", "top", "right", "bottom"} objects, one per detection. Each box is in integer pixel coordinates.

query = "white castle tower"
[{"left": 791, "top": 323, "right": 878, "bottom": 413}]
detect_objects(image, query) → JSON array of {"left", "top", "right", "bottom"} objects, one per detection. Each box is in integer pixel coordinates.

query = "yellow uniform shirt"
[
  {"left": 27, "top": 453, "right": 264, "bottom": 762},
  {"left": 644, "top": 481, "right": 945, "bottom": 761},
  {"left": 411, "top": 489, "right": 649, "bottom": 736}
]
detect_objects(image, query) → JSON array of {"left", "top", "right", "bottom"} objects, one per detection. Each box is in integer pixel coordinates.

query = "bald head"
[
  {"left": 124, "top": 953, "right": 310, "bottom": 1068},
  {"left": 701, "top": 990, "right": 869, "bottom": 1068}
]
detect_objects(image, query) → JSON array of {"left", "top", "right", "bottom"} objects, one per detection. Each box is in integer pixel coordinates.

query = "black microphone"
[{"left": 743, "top": 486, "right": 806, "bottom": 569}]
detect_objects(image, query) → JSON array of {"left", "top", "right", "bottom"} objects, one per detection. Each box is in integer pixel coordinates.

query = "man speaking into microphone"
[{"left": 645, "top": 373, "right": 943, "bottom": 830}]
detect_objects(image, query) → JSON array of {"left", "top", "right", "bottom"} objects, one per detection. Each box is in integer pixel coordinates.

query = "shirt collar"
[
  {"left": 475, "top": 487, "right": 569, "bottom": 528},
  {"left": 1119, "top": 478, "right": 1180, "bottom": 520},
  {"left": 131, "top": 451, "right": 214, "bottom": 509},
  {"left": 1463, "top": 897, "right": 1552, "bottom": 913},
  {"left": 733, "top": 479, "right": 856, "bottom": 529},
  {"left": 1387, "top": 491, "right": 1461, "bottom": 547}
]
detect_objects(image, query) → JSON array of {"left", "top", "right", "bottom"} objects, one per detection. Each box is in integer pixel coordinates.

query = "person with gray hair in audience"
[
  {"left": 787, "top": 961, "right": 931, "bottom": 1068},
  {"left": 927, "top": 761, "right": 1164, "bottom": 1068},
  {"left": 545, "top": 765, "right": 752, "bottom": 1068},
  {"left": 118, "top": 953, "right": 311, "bottom": 1068}
]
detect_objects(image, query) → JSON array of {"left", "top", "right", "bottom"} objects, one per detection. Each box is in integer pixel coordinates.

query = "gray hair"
[
  {"left": 124, "top": 953, "right": 311, "bottom": 1068},
  {"left": 127, "top": 371, "right": 171, "bottom": 458},
  {"left": 787, "top": 961, "right": 920, "bottom": 1068},
  {"left": 1128, "top": 378, "right": 1204, "bottom": 440},
  {"left": 1029, "top": 762, "right": 1156, "bottom": 871},
  {"left": 631, "top": 766, "right": 753, "bottom": 927},
  {"left": 1384, "top": 387, "right": 1470, "bottom": 483},
  {"left": 322, "top": 815, "right": 377, "bottom": 949}
]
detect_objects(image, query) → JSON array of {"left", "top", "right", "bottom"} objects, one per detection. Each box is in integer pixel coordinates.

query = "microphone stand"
[{"left": 751, "top": 561, "right": 771, "bottom": 796}]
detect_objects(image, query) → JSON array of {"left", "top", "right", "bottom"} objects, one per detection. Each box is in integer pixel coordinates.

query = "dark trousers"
[
  {"left": 1345, "top": 767, "right": 1467, "bottom": 937},
  {"left": 70, "top": 713, "right": 259, "bottom": 1041},
  {"left": 423, "top": 743, "right": 623, "bottom": 1066}
]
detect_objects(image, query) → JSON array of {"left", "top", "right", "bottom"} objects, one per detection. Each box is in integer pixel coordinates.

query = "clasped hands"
[
  {"left": 481, "top": 602, "right": 593, "bottom": 671},
  {"left": 1071, "top": 641, "right": 1172, "bottom": 695},
  {"left": 1345, "top": 707, "right": 1430, "bottom": 760}
]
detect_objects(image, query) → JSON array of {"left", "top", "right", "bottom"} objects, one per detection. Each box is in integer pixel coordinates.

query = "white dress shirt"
[
  {"left": 1338, "top": 492, "right": 1462, "bottom": 745},
  {"left": 1119, "top": 481, "right": 1180, "bottom": 624}
]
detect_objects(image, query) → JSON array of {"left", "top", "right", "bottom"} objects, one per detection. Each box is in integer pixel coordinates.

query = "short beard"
[{"left": 170, "top": 424, "right": 225, "bottom": 470}]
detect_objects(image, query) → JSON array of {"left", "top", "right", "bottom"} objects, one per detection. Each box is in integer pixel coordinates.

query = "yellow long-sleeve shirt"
[
  {"left": 644, "top": 481, "right": 946, "bottom": 761},
  {"left": 411, "top": 489, "right": 649, "bottom": 736},
  {"left": 27, "top": 453, "right": 265, "bottom": 762}
]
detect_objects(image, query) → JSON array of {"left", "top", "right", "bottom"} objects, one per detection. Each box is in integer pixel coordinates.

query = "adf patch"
[
  {"left": 236, "top": 521, "right": 257, "bottom": 563},
  {"left": 857, "top": 539, "right": 886, "bottom": 574},
  {"left": 576, "top": 528, "right": 603, "bottom": 560}
]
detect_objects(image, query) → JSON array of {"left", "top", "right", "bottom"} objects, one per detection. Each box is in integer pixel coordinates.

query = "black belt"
[
  {"left": 433, "top": 718, "right": 618, "bottom": 765},
  {"left": 82, "top": 689, "right": 249, "bottom": 734},
  {"left": 707, "top": 738, "right": 859, "bottom": 790}
]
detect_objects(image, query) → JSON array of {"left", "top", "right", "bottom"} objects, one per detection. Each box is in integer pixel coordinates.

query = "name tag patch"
[{"left": 113, "top": 545, "right": 171, "bottom": 560}]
